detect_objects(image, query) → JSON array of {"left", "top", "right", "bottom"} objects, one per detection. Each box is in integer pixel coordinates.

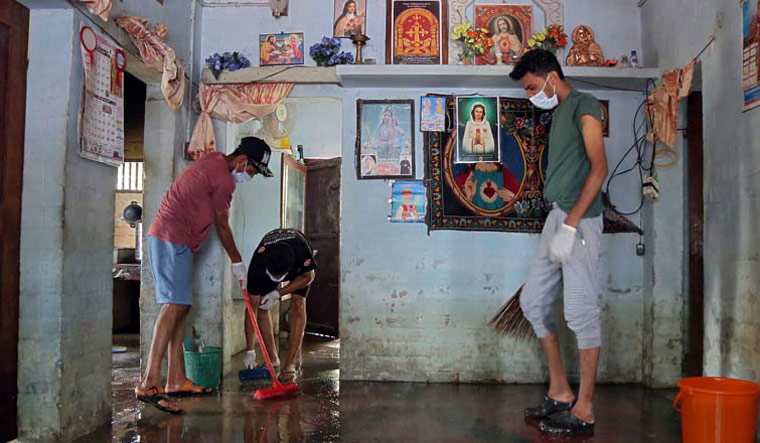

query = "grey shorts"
[{"left": 519, "top": 207, "right": 603, "bottom": 349}]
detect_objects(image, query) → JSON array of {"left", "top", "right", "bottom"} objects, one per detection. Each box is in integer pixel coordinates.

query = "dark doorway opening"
[
  {"left": 684, "top": 91, "right": 704, "bottom": 377},
  {"left": 0, "top": 2, "right": 29, "bottom": 440}
]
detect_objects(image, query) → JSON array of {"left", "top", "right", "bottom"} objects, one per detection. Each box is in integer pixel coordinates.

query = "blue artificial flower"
[{"left": 331, "top": 37, "right": 341, "bottom": 47}]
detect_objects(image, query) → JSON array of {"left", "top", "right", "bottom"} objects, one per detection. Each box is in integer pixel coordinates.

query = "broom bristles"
[{"left": 489, "top": 284, "right": 535, "bottom": 341}]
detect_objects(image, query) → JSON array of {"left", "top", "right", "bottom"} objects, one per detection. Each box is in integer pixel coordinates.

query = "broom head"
[
  {"left": 488, "top": 284, "right": 535, "bottom": 341},
  {"left": 254, "top": 382, "right": 300, "bottom": 400}
]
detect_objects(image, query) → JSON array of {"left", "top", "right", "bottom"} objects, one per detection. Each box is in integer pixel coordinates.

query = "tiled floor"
[{"left": 76, "top": 335, "right": 684, "bottom": 442}]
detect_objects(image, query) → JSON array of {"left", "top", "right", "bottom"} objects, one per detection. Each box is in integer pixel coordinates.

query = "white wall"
[{"left": 642, "top": 0, "right": 760, "bottom": 383}]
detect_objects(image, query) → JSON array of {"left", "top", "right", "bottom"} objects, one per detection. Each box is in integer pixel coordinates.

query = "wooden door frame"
[
  {"left": 0, "top": 1, "right": 29, "bottom": 441},
  {"left": 684, "top": 91, "right": 704, "bottom": 377}
]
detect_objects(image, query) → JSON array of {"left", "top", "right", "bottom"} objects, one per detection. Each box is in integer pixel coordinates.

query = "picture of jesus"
[
  {"left": 490, "top": 15, "right": 524, "bottom": 65},
  {"left": 456, "top": 96, "right": 500, "bottom": 163}
]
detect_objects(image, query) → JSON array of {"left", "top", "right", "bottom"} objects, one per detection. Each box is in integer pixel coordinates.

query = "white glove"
[
  {"left": 232, "top": 262, "right": 246, "bottom": 286},
  {"left": 259, "top": 289, "right": 280, "bottom": 311},
  {"left": 243, "top": 349, "right": 256, "bottom": 369},
  {"left": 549, "top": 223, "right": 577, "bottom": 263}
]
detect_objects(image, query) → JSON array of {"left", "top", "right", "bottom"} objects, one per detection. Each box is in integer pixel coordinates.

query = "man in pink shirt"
[{"left": 136, "top": 137, "right": 273, "bottom": 414}]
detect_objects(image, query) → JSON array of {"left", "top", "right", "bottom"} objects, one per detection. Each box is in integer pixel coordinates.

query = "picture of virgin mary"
[{"left": 456, "top": 97, "right": 500, "bottom": 163}]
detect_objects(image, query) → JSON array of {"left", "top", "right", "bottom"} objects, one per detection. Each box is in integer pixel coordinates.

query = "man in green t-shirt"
[{"left": 509, "top": 49, "right": 608, "bottom": 435}]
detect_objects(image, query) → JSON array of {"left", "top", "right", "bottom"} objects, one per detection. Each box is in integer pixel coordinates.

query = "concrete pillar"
[{"left": 18, "top": 7, "right": 114, "bottom": 441}]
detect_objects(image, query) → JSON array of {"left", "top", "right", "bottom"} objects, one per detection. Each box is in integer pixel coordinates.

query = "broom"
[
  {"left": 488, "top": 284, "right": 535, "bottom": 341},
  {"left": 239, "top": 281, "right": 300, "bottom": 400}
]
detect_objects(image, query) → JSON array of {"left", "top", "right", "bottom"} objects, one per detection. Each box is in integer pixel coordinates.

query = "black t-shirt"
[{"left": 247, "top": 229, "right": 316, "bottom": 294}]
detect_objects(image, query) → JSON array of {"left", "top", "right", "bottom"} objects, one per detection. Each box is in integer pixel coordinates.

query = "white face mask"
[
  {"left": 266, "top": 268, "right": 287, "bottom": 282},
  {"left": 231, "top": 162, "right": 253, "bottom": 184},
  {"left": 529, "top": 75, "right": 559, "bottom": 110}
]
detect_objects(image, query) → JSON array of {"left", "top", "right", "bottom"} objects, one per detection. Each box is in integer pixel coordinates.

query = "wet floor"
[{"left": 77, "top": 336, "right": 683, "bottom": 442}]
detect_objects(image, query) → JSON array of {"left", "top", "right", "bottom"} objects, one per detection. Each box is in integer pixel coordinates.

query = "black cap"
[{"left": 237, "top": 136, "right": 273, "bottom": 178}]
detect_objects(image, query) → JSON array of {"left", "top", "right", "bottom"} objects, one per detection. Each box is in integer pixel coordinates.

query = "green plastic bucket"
[{"left": 182, "top": 341, "right": 222, "bottom": 389}]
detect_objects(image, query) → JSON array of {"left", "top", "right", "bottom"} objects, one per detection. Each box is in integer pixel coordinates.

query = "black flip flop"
[
  {"left": 539, "top": 411, "right": 595, "bottom": 434},
  {"left": 524, "top": 395, "right": 574, "bottom": 419},
  {"left": 136, "top": 387, "right": 184, "bottom": 415}
]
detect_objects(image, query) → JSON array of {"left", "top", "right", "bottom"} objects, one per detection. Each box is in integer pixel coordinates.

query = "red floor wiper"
[{"left": 239, "top": 280, "right": 300, "bottom": 400}]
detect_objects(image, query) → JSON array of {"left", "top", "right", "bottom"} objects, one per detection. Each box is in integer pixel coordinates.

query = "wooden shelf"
[
  {"left": 336, "top": 65, "right": 661, "bottom": 90},
  {"left": 200, "top": 65, "right": 660, "bottom": 91}
]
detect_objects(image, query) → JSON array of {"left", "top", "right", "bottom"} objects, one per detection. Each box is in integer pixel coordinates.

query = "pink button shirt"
[{"left": 148, "top": 152, "right": 235, "bottom": 252}]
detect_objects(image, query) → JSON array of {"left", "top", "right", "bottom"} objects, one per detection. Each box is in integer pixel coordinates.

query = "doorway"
[
  {"left": 684, "top": 91, "right": 704, "bottom": 377},
  {"left": 0, "top": 2, "right": 28, "bottom": 440},
  {"left": 112, "top": 72, "right": 146, "bottom": 394}
]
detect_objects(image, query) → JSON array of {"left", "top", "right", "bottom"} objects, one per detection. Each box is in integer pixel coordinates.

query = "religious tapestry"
[
  {"left": 474, "top": 4, "right": 532, "bottom": 66},
  {"left": 387, "top": 0, "right": 448, "bottom": 64},
  {"left": 357, "top": 99, "right": 415, "bottom": 179},
  {"left": 428, "top": 97, "right": 551, "bottom": 232}
]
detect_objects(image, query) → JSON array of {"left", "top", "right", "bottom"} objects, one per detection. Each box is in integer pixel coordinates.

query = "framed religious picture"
[
  {"left": 420, "top": 96, "right": 446, "bottom": 132},
  {"left": 356, "top": 99, "right": 415, "bottom": 179},
  {"left": 334, "top": 0, "right": 367, "bottom": 37},
  {"left": 474, "top": 4, "right": 532, "bottom": 65},
  {"left": 456, "top": 96, "right": 500, "bottom": 163},
  {"left": 386, "top": 0, "right": 448, "bottom": 64},
  {"left": 599, "top": 99, "right": 610, "bottom": 137},
  {"left": 389, "top": 180, "right": 427, "bottom": 223},
  {"left": 259, "top": 32, "right": 305, "bottom": 66}
]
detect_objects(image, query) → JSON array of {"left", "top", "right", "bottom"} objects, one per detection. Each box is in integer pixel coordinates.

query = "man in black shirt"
[{"left": 244, "top": 228, "right": 316, "bottom": 383}]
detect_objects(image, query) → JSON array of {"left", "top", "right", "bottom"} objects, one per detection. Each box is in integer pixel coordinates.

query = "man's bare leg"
[
  {"left": 282, "top": 295, "right": 306, "bottom": 373},
  {"left": 571, "top": 347, "right": 600, "bottom": 423},
  {"left": 540, "top": 333, "right": 575, "bottom": 403},
  {"left": 136, "top": 303, "right": 187, "bottom": 412},
  {"left": 165, "top": 305, "right": 194, "bottom": 392}
]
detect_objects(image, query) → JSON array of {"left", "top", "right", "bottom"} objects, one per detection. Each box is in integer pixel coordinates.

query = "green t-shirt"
[{"left": 543, "top": 89, "right": 604, "bottom": 218}]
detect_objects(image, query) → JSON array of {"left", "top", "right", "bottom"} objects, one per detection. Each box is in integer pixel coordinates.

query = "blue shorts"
[{"left": 148, "top": 236, "right": 193, "bottom": 305}]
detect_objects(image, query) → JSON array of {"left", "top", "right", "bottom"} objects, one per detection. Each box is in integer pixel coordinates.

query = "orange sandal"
[{"left": 165, "top": 379, "right": 214, "bottom": 397}]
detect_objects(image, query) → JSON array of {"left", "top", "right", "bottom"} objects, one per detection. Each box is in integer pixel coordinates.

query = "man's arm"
[
  {"left": 564, "top": 114, "right": 608, "bottom": 227},
  {"left": 277, "top": 270, "right": 316, "bottom": 296},
  {"left": 214, "top": 209, "right": 243, "bottom": 263}
]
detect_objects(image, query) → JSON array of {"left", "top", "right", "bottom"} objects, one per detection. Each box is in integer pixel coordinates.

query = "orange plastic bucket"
[{"left": 674, "top": 377, "right": 760, "bottom": 443}]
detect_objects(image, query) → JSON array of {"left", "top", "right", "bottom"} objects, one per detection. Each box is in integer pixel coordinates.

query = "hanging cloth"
[
  {"left": 187, "top": 83, "right": 294, "bottom": 160},
  {"left": 646, "top": 59, "right": 696, "bottom": 148},
  {"left": 115, "top": 16, "right": 185, "bottom": 110},
  {"left": 78, "top": 0, "right": 112, "bottom": 21}
]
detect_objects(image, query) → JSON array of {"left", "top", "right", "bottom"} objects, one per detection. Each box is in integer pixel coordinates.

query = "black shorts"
[{"left": 247, "top": 267, "right": 311, "bottom": 298}]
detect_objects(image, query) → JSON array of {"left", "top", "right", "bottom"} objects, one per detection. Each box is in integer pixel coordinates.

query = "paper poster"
[
  {"left": 743, "top": 0, "right": 760, "bottom": 111},
  {"left": 389, "top": 180, "right": 426, "bottom": 223},
  {"left": 78, "top": 23, "right": 125, "bottom": 166},
  {"left": 421, "top": 96, "right": 446, "bottom": 132}
]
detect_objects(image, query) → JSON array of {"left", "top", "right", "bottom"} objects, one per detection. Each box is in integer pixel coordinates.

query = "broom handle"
[{"left": 240, "top": 280, "right": 282, "bottom": 388}]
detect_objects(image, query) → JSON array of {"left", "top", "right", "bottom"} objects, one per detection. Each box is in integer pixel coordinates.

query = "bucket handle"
[{"left": 673, "top": 390, "right": 684, "bottom": 414}]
